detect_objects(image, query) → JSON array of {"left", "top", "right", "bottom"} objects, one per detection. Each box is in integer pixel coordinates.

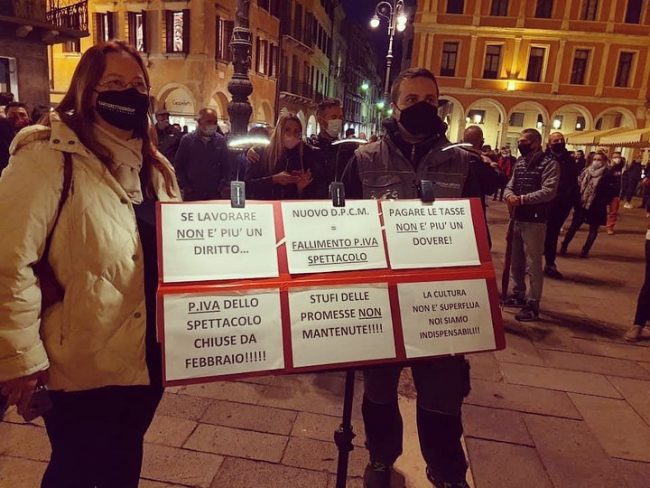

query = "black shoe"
[
  {"left": 364, "top": 461, "right": 392, "bottom": 488},
  {"left": 426, "top": 468, "right": 470, "bottom": 488},
  {"left": 503, "top": 295, "right": 526, "bottom": 307},
  {"left": 515, "top": 302, "right": 539, "bottom": 322},
  {"left": 544, "top": 265, "right": 563, "bottom": 279}
]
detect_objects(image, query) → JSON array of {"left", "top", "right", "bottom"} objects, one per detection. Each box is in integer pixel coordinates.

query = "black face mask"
[
  {"left": 398, "top": 101, "right": 447, "bottom": 138},
  {"left": 95, "top": 87, "right": 149, "bottom": 131},
  {"left": 518, "top": 143, "right": 533, "bottom": 156},
  {"left": 550, "top": 142, "right": 566, "bottom": 154}
]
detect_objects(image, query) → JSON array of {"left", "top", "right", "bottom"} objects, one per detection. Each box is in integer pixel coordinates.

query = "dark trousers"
[
  {"left": 41, "top": 383, "right": 163, "bottom": 488},
  {"left": 634, "top": 239, "right": 650, "bottom": 327},
  {"left": 544, "top": 202, "right": 573, "bottom": 267},
  {"left": 362, "top": 357, "right": 470, "bottom": 483},
  {"left": 562, "top": 208, "right": 599, "bottom": 255}
]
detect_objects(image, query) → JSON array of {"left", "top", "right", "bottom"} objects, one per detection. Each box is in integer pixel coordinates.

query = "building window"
[
  {"left": 440, "top": 42, "right": 459, "bottom": 77},
  {"left": 490, "top": 0, "right": 508, "bottom": 16},
  {"left": 615, "top": 52, "right": 634, "bottom": 87},
  {"left": 570, "top": 49, "right": 589, "bottom": 85},
  {"left": 128, "top": 12, "right": 147, "bottom": 53},
  {"left": 269, "top": 43, "right": 278, "bottom": 77},
  {"left": 535, "top": 0, "right": 553, "bottom": 18},
  {"left": 256, "top": 38, "right": 269, "bottom": 75},
  {"left": 483, "top": 45, "right": 501, "bottom": 79},
  {"left": 62, "top": 39, "right": 81, "bottom": 53},
  {"left": 509, "top": 112, "right": 525, "bottom": 127},
  {"left": 467, "top": 110, "right": 486, "bottom": 125},
  {"left": 580, "top": 0, "right": 598, "bottom": 20},
  {"left": 625, "top": 0, "right": 642, "bottom": 23},
  {"left": 95, "top": 12, "right": 114, "bottom": 43},
  {"left": 526, "top": 47, "right": 546, "bottom": 82},
  {"left": 446, "top": 0, "right": 464, "bottom": 14},
  {"left": 165, "top": 10, "right": 189, "bottom": 54},
  {"left": 294, "top": 3, "right": 303, "bottom": 42},
  {"left": 575, "top": 116, "right": 586, "bottom": 131},
  {"left": 215, "top": 17, "right": 234, "bottom": 62}
]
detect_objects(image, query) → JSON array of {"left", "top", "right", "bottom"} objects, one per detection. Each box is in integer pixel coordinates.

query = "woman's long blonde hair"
[
  {"left": 265, "top": 113, "right": 304, "bottom": 174},
  {"left": 52, "top": 40, "right": 177, "bottom": 197}
]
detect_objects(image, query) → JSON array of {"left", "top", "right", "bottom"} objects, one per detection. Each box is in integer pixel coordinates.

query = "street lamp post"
[
  {"left": 227, "top": 0, "right": 253, "bottom": 135},
  {"left": 370, "top": 0, "right": 407, "bottom": 103}
]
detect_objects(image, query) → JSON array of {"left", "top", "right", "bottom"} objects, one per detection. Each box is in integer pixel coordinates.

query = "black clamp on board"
[
  {"left": 418, "top": 180, "right": 435, "bottom": 203},
  {"left": 330, "top": 181, "right": 345, "bottom": 207}
]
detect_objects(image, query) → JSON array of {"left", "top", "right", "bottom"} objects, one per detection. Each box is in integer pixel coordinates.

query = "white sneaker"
[{"left": 624, "top": 203, "right": 632, "bottom": 209}]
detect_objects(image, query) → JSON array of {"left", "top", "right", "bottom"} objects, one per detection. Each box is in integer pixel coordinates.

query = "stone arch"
[
  {"left": 465, "top": 98, "right": 508, "bottom": 149},
  {"left": 212, "top": 92, "right": 230, "bottom": 121},
  {"left": 506, "top": 100, "right": 550, "bottom": 147},
  {"left": 306, "top": 115, "right": 318, "bottom": 136},
  {"left": 550, "top": 104, "right": 594, "bottom": 133},
  {"left": 439, "top": 95, "right": 465, "bottom": 143},
  {"left": 296, "top": 110, "right": 306, "bottom": 132},
  {"left": 593, "top": 106, "right": 637, "bottom": 130},
  {"left": 155, "top": 83, "right": 197, "bottom": 115},
  {"left": 509, "top": 101, "right": 550, "bottom": 127},
  {"left": 257, "top": 101, "right": 274, "bottom": 126}
]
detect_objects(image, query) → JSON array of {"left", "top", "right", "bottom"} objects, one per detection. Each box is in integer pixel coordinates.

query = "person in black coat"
[
  {"left": 560, "top": 151, "right": 617, "bottom": 258},
  {"left": 621, "top": 159, "right": 643, "bottom": 208},
  {"left": 245, "top": 113, "right": 327, "bottom": 200}
]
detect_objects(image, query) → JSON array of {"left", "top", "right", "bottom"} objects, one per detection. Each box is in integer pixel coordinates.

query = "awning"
[
  {"left": 599, "top": 127, "right": 650, "bottom": 147},
  {"left": 566, "top": 127, "right": 630, "bottom": 145}
]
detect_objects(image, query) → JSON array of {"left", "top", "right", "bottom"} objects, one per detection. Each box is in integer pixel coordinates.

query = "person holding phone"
[
  {"left": 0, "top": 41, "right": 180, "bottom": 487},
  {"left": 245, "top": 113, "right": 327, "bottom": 200}
]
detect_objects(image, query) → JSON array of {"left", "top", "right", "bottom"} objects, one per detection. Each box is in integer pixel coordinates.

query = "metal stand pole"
[{"left": 334, "top": 369, "right": 356, "bottom": 488}]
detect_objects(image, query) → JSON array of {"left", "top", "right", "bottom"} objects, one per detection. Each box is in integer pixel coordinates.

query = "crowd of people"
[{"left": 0, "top": 39, "right": 648, "bottom": 488}]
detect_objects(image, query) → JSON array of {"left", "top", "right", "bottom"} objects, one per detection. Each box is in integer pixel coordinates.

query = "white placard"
[
  {"left": 398, "top": 279, "right": 496, "bottom": 358},
  {"left": 160, "top": 203, "right": 279, "bottom": 283},
  {"left": 289, "top": 284, "right": 396, "bottom": 367},
  {"left": 281, "top": 201, "right": 387, "bottom": 274},
  {"left": 381, "top": 200, "right": 480, "bottom": 269},
  {"left": 163, "top": 289, "right": 284, "bottom": 381}
]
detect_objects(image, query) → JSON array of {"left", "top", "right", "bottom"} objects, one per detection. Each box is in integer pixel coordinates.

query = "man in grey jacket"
[{"left": 503, "top": 129, "right": 559, "bottom": 321}]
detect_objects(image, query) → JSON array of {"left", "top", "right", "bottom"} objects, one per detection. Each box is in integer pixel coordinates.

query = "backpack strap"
[{"left": 42, "top": 152, "right": 73, "bottom": 257}]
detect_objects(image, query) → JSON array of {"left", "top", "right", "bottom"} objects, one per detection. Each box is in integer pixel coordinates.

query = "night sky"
[{"left": 341, "top": 0, "right": 417, "bottom": 92}]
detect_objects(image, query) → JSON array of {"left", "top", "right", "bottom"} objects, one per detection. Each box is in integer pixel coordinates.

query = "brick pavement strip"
[
  {"left": 522, "top": 414, "right": 622, "bottom": 488},
  {"left": 466, "top": 378, "right": 582, "bottom": 419},
  {"left": 0, "top": 423, "right": 51, "bottom": 462},
  {"left": 183, "top": 423, "right": 288, "bottom": 462},
  {"left": 257, "top": 384, "right": 349, "bottom": 418},
  {"left": 611, "top": 459, "right": 650, "bottom": 488},
  {"left": 464, "top": 438, "right": 552, "bottom": 488},
  {"left": 466, "top": 352, "right": 503, "bottom": 382},
  {"left": 181, "top": 381, "right": 266, "bottom": 404},
  {"left": 211, "top": 457, "right": 330, "bottom": 488},
  {"left": 0, "top": 456, "right": 47, "bottom": 488},
  {"left": 144, "top": 415, "right": 198, "bottom": 448},
  {"left": 568, "top": 393, "right": 650, "bottom": 463},
  {"left": 499, "top": 362, "right": 622, "bottom": 398},
  {"left": 156, "top": 392, "right": 213, "bottom": 421},
  {"left": 141, "top": 444, "right": 223, "bottom": 488},
  {"left": 462, "top": 405, "right": 533, "bottom": 447},
  {"left": 494, "top": 333, "right": 545, "bottom": 366},
  {"left": 291, "top": 411, "right": 366, "bottom": 447},
  {"left": 281, "top": 435, "right": 367, "bottom": 478},
  {"left": 537, "top": 349, "right": 650, "bottom": 380},
  {"left": 607, "top": 376, "right": 650, "bottom": 425},
  {"left": 201, "top": 399, "right": 297, "bottom": 435},
  {"left": 573, "top": 338, "right": 650, "bottom": 363}
]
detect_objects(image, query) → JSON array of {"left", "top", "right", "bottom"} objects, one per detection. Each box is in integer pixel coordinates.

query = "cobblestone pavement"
[{"left": 1, "top": 199, "right": 648, "bottom": 488}]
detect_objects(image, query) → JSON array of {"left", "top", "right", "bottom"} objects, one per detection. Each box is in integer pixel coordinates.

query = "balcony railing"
[
  {"left": 46, "top": 0, "right": 88, "bottom": 32},
  {"left": 279, "top": 76, "right": 314, "bottom": 100}
]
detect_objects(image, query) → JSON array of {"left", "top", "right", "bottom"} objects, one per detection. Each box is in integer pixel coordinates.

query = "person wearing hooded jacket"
[{"left": 343, "top": 67, "right": 488, "bottom": 488}]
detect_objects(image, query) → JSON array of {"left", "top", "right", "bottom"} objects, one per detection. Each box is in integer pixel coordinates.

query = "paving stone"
[
  {"left": 291, "top": 411, "right": 366, "bottom": 447},
  {"left": 0, "top": 423, "right": 51, "bottom": 462},
  {"left": 282, "top": 435, "right": 367, "bottom": 478},
  {"left": 156, "top": 392, "right": 212, "bottom": 421},
  {"left": 538, "top": 349, "right": 650, "bottom": 380},
  {"left": 144, "top": 415, "right": 197, "bottom": 448},
  {"left": 463, "top": 405, "right": 533, "bottom": 446},
  {"left": 211, "top": 457, "right": 329, "bottom": 488},
  {"left": 612, "top": 459, "right": 650, "bottom": 488},
  {"left": 141, "top": 444, "right": 223, "bottom": 488},
  {"left": 0, "top": 456, "right": 48, "bottom": 488},
  {"left": 184, "top": 423, "right": 287, "bottom": 462},
  {"left": 466, "top": 379, "right": 582, "bottom": 419},
  {"left": 327, "top": 475, "right": 366, "bottom": 488},
  {"left": 201, "top": 399, "right": 297, "bottom": 435},
  {"left": 258, "top": 384, "right": 345, "bottom": 417},
  {"left": 2, "top": 406, "right": 46, "bottom": 427},
  {"left": 494, "top": 333, "right": 545, "bottom": 366},
  {"left": 573, "top": 338, "right": 650, "bottom": 362},
  {"left": 466, "top": 352, "right": 503, "bottom": 382},
  {"left": 500, "top": 362, "right": 621, "bottom": 398},
  {"left": 569, "top": 393, "right": 650, "bottom": 462},
  {"left": 464, "top": 438, "right": 552, "bottom": 488},
  {"left": 534, "top": 326, "right": 582, "bottom": 352},
  {"left": 182, "top": 381, "right": 265, "bottom": 404},
  {"left": 607, "top": 376, "right": 650, "bottom": 425},
  {"left": 523, "top": 414, "right": 622, "bottom": 488},
  {"left": 139, "top": 480, "right": 187, "bottom": 488}
]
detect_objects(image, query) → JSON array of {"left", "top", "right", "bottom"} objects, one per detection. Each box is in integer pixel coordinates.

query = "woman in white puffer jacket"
[{"left": 0, "top": 40, "right": 180, "bottom": 487}]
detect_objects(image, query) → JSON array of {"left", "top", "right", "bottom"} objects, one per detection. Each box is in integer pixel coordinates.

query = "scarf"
[
  {"left": 94, "top": 123, "right": 144, "bottom": 204},
  {"left": 579, "top": 163, "right": 606, "bottom": 210}
]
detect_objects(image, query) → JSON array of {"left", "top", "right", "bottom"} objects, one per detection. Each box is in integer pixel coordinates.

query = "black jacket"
[
  {"left": 309, "top": 133, "right": 357, "bottom": 183},
  {"left": 547, "top": 148, "right": 579, "bottom": 207}
]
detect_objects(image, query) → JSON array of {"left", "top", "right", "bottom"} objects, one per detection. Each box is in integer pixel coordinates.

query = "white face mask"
[{"left": 325, "top": 119, "right": 343, "bottom": 138}]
